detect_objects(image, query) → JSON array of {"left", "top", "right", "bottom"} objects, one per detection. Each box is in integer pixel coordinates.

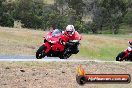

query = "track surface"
[
  {"left": 0, "top": 55, "right": 132, "bottom": 88},
  {"left": 0, "top": 55, "right": 131, "bottom": 64}
]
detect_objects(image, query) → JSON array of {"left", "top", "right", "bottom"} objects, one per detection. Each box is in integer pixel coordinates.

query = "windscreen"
[{"left": 52, "top": 29, "right": 62, "bottom": 37}]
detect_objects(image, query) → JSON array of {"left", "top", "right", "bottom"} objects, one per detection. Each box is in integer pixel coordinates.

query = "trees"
[
  {"left": 0, "top": 0, "right": 14, "bottom": 27},
  {"left": 84, "top": 0, "right": 105, "bottom": 33},
  {"left": 100, "top": 0, "right": 128, "bottom": 34},
  {"left": 123, "top": 0, "right": 132, "bottom": 27},
  {"left": 0, "top": 0, "right": 131, "bottom": 34},
  {"left": 12, "top": 0, "right": 43, "bottom": 28},
  {"left": 123, "top": 11, "right": 132, "bottom": 27},
  {"left": 83, "top": 0, "right": 129, "bottom": 34},
  {"left": 66, "top": 0, "right": 87, "bottom": 32}
]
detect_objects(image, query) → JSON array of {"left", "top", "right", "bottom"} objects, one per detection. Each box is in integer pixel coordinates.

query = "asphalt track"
[{"left": 0, "top": 55, "right": 131, "bottom": 64}]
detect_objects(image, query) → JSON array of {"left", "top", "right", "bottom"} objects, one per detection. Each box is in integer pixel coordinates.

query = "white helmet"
[
  {"left": 128, "top": 40, "right": 132, "bottom": 46},
  {"left": 66, "top": 25, "right": 75, "bottom": 36}
]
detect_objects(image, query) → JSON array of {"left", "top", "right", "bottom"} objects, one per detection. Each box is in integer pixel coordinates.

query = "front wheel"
[
  {"left": 36, "top": 45, "right": 45, "bottom": 59},
  {"left": 116, "top": 52, "right": 125, "bottom": 61}
]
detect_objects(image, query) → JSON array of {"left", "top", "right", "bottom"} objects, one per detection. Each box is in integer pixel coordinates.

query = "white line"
[{"left": 0, "top": 59, "right": 131, "bottom": 64}]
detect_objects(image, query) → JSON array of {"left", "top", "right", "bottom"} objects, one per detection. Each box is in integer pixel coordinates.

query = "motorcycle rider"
[
  {"left": 128, "top": 40, "right": 132, "bottom": 48},
  {"left": 62, "top": 25, "right": 81, "bottom": 54},
  {"left": 123, "top": 40, "right": 132, "bottom": 59}
]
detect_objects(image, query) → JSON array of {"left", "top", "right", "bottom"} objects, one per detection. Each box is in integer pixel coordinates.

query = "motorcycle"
[
  {"left": 36, "top": 29, "right": 81, "bottom": 59},
  {"left": 116, "top": 49, "right": 132, "bottom": 61}
]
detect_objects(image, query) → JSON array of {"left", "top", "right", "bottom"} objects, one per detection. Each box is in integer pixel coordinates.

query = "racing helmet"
[
  {"left": 66, "top": 25, "right": 75, "bottom": 36},
  {"left": 128, "top": 40, "right": 132, "bottom": 46}
]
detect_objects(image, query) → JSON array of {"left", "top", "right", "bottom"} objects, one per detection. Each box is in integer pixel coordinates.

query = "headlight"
[
  {"left": 49, "top": 40, "right": 56, "bottom": 43},
  {"left": 69, "top": 40, "right": 79, "bottom": 43},
  {"left": 73, "top": 40, "right": 79, "bottom": 42}
]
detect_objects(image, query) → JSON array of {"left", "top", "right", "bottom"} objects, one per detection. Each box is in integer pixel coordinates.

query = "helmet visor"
[
  {"left": 130, "top": 42, "right": 132, "bottom": 45},
  {"left": 67, "top": 31, "right": 73, "bottom": 35}
]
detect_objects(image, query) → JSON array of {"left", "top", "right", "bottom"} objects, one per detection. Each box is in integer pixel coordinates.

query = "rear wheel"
[
  {"left": 59, "top": 53, "right": 72, "bottom": 59},
  {"left": 36, "top": 45, "right": 45, "bottom": 59},
  {"left": 129, "top": 53, "right": 132, "bottom": 61}
]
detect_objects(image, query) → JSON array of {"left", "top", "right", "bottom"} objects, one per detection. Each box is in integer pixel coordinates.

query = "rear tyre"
[
  {"left": 59, "top": 53, "right": 72, "bottom": 59},
  {"left": 36, "top": 45, "right": 45, "bottom": 59},
  {"left": 59, "top": 55, "right": 67, "bottom": 59},
  {"left": 129, "top": 53, "right": 132, "bottom": 61},
  {"left": 116, "top": 52, "right": 125, "bottom": 61}
]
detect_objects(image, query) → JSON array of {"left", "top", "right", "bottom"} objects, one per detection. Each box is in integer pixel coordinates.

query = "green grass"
[
  {"left": 75, "top": 34, "right": 131, "bottom": 60},
  {"left": 0, "top": 27, "right": 43, "bottom": 55},
  {"left": 76, "top": 45, "right": 125, "bottom": 61},
  {"left": 0, "top": 27, "right": 131, "bottom": 61}
]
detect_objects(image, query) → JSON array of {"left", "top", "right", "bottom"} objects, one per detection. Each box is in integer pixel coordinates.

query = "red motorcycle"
[
  {"left": 36, "top": 29, "right": 81, "bottom": 59},
  {"left": 116, "top": 47, "right": 132, "bottom": 61}
]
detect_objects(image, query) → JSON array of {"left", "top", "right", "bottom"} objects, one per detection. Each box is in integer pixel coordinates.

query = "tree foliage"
[
  {"left": 0, "top": 0, "right": 131, "bottom": 34},
  {"left": 0, "top": 0, "right": 14, "bottom": 27}
]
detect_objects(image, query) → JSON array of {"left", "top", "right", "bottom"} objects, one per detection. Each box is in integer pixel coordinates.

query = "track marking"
[
  {"left": 0, "top": 55, "right": 131, "bottom": 64},
  {"left": 0, "top": 58, "right": 131, "bottom": 64}
]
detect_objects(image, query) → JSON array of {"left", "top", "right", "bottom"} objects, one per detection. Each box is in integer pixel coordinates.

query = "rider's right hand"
[{"left": 59, "top": 38, "right": 65, "bottom": 45}]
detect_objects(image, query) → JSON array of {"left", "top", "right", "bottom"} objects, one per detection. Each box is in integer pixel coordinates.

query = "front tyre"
[
  {"left": 36, "top": 45, "right": 45, "bottom": 59},
  {"left": 116, "top": 52, "right": 125, "bottom": 61}
]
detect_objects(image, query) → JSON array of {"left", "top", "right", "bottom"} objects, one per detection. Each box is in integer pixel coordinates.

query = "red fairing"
[
  {"left": 43, "top": 42, "right": 51, "bottom": 54},
  {"left": 51, "top": 43, "right": 64, "bottom": 51},
  {"left": 123, "top": 49, "right": 129, "bottom": 58},
  {"left": 43, "top": 29, "right": 66, "bottom": 54},
  {"left": 123, "top": 47, "right": 132, "bottom": 58}
]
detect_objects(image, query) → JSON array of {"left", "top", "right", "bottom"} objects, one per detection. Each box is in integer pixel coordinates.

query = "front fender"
[{"left": 43, "top": 42, "right": 51, "bottom": 54}]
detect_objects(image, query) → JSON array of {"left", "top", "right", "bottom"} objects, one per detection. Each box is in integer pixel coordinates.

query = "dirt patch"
[{"left": 0, "top": 61, "right": 132, "bottom": 88}]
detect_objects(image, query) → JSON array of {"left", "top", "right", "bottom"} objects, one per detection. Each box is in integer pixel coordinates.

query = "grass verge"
[{"left": 0, "top": 27, "right": 131, "bottom": 60}]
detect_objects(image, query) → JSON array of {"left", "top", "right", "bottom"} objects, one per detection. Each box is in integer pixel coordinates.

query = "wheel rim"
[
  {"left": 38, "top": 53, "right": 42, "bottom": 58},
  {"left": 119, "top": 57, "right": 121, "bottom": 60},
  {"left": 36, "top": 45, "right": 45, "bottom": 59}
]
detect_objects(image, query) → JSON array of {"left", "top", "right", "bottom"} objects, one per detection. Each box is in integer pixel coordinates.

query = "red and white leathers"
[
  {"left": 63, "top": 31, "right": 81, "bottom": 43},
  {"left": 124, "top": 45, "right": 132, "bottom": 58},
  {"left": 59, "top": 30, "right": 81, "bottom": 55},
  {"left": 63, "top": 25, "right": 81, "bottom": 42}
]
